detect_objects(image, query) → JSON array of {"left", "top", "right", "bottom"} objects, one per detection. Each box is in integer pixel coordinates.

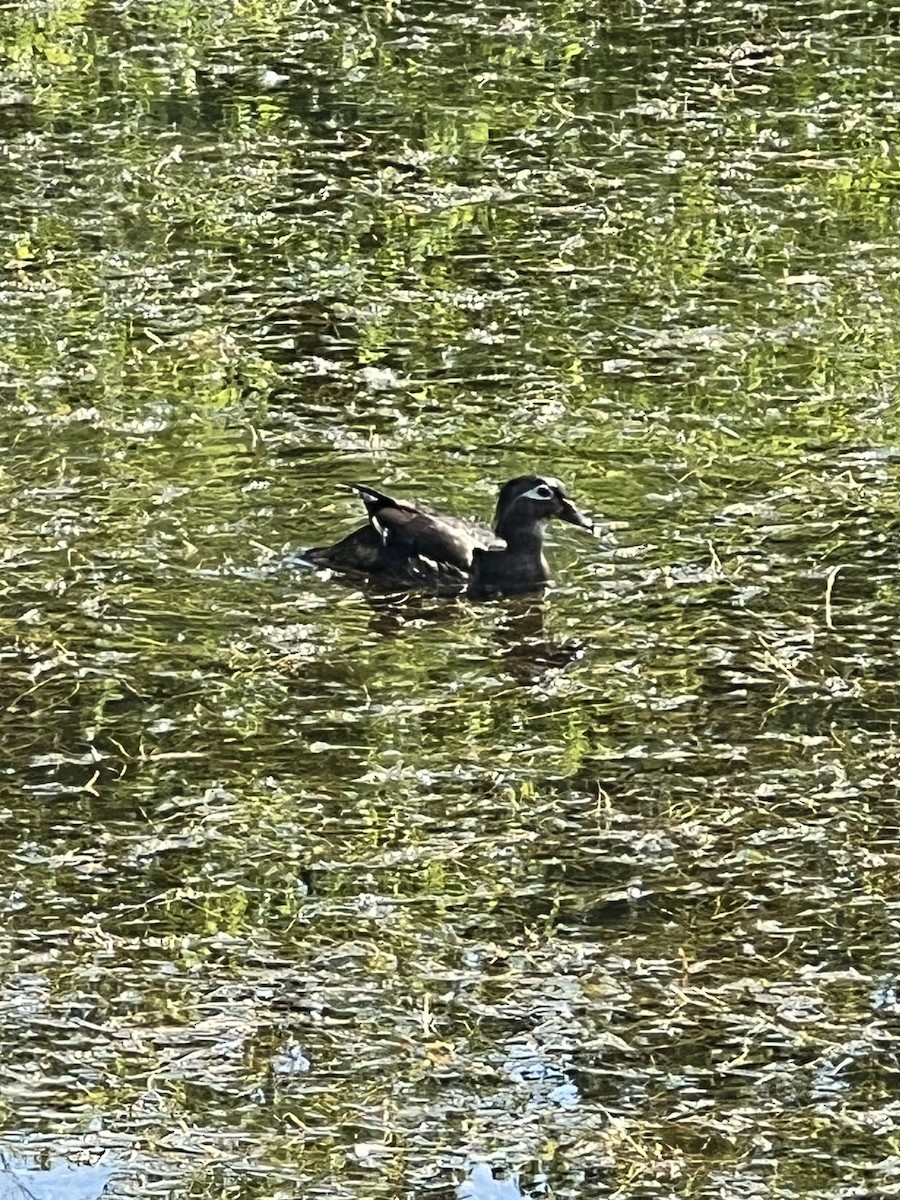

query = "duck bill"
[{"left": 558, "top": 498, "right": 594, "bottom": 532}]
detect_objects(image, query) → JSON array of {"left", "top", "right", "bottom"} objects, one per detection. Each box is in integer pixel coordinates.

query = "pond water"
[{"left": 2, "top": 0, "right": 900, "bottom": 1196}]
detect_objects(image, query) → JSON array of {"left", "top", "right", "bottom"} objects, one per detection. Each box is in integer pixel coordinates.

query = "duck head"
[{"left": 493, "top": 475, "right": 593, "bottom": 543}]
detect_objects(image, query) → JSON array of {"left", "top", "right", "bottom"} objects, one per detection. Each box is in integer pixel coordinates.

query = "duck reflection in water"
[{"left": 361, "top": 593, "right": 583, "bottom": 685}]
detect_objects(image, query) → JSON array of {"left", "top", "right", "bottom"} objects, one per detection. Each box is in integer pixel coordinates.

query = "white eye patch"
[{"left": 521, "top": 483, "right": 555, "bottom": 501}]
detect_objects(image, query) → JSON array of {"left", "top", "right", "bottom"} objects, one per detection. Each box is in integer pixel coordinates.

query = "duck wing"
[
  {"left": 350, "top": 484, "right": 496, "bottom": 572},
  {"left": 305, "top": 485, "right": 500, "bottom": 593},
  {"left": 304, "top": 522, "right": 385, "bottom": 573}
]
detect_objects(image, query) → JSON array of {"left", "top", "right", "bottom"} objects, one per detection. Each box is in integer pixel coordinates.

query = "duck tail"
[{"left": 348, "top": 483, "right": 398, "bottom": 513}]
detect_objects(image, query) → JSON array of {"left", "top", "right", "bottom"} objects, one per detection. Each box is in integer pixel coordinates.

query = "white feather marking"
[
  {"left": 371, "top": 515, "right": 389, "bottom": 544},
  {"left": 521, "top": 483, "right": 555, "bottom": 502}
]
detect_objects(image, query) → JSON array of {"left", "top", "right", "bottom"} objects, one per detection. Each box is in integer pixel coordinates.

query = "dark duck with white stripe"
[{"left": 304, "top": 475, "right": 595, "bottom": 598}]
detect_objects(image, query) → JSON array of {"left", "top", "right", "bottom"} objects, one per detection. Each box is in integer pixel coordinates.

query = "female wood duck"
[{"left": 304, "top": 475, "right": 595, "bottom": 598}]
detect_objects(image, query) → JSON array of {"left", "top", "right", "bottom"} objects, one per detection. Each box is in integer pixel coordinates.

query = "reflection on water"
[
  {"left": 491, "top": 601, "right": 585, "bottom": 684},
  {"left": 0, "top": 1152, "right": 115, "bottom": 1200},
  {"left": 362, "top": 592, "right": 584, "bottom": 686}
]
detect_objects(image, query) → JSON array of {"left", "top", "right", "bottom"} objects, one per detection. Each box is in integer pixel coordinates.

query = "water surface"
[{"left": 2, "top": 1, "right": 900, "bottom": 1196}]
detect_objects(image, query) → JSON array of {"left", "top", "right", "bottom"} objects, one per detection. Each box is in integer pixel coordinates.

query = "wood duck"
[{"left": 304, "top": 475, "right": 595, "bottom": 598}]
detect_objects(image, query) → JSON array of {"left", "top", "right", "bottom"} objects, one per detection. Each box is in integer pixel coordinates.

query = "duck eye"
[{"left": 520, "top": 482, "right": 557, "bottom": 502}]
